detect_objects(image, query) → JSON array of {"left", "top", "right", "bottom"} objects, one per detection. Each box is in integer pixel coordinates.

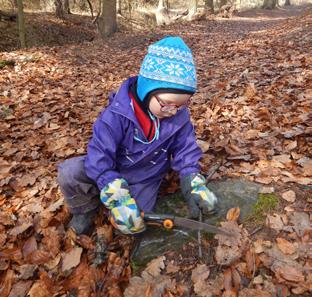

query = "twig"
[
  {"left": 197, "top": 210, "right": 203, "bottom": 259},
  {"left": 197, "top": 161, "right": 222, "bottom": 259},
  {"left": 248, "top": 249, "right": 256, "bottom": 288},
  {"left": 205, "top": 161, "right": 222, "bottom": 183},
  {"left": 250, "top": 225, "right": 263, "bottom": 236}
]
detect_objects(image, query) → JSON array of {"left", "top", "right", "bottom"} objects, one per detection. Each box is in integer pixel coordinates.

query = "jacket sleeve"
[
  {"left": 84, "top": 111, "right": 124, "bottom": 190},
  {"left": 170, "top": 114, "right": 202, "bottom": 179}
]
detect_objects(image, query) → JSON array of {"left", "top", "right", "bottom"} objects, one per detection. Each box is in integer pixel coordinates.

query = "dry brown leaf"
[
  {"left": 191, "top": 264, "right": 210, "bottom": 284},
  {"left": 272, "top": 154, "right": 291, "bottom": 164},
  {"left": 0, "top": 247, "right": 23, "bottom": 263},
  {"left": 0, "top": 269, "right": 15, "bottom": 297},
  {"left": 42, "top": 198, "right": 64, "bottom": 214},
  {"left": 253, "top": 239, "right": 272, "bottom": 254},
  {"left": 41, "top": 227, "right": 61, "bottom": 257},
  {"left": 0, "top": 158, "right": 16, "bottom": 179},
  {"left": 15, "top": 264, "right": 37, "bottom": 280},
  {"left": 297, "top": 157, "right": 312, "bottom": 175},
  {"left": 8, "top": 280, "right": 33, "bottom": 297},
  {"left": 0, "top": 213, "right": 15, "bottom": 226},
  {"left": 285, "top": 140, "right": 297, "bottom": 152},
  {"left": 75, "top": 234, "right": 95, "bottom": 250},
  {"left": 124, "top": 276, "right": 149, "bottom": 297},
  {"left": 245, "top": 249, "right": 255, "bottom": 277},
  {"left": 226, "top": 207, "right": 240, "bottom": 222},
  {"left": 197, "top": 139, "right": 210, "bottom": 153},
  {"left": 215, "top": 245, "right": 242, "bottom": 266},
  {"left": 97, "top": 225, "right": 113, "bottom": 242},
  {"left": 0, "top": 233, "right": 7, "bottom": 247},
  {"left": 231, "top": 268, "right": 241, "bottom": 290},
  {"left": 222, "top": 290, "right": 237, "bottom": 297},
  {"left": 28, "top": 281, "right": 50, "bottom": 297},
  {"left": 223, "top": 268, "right": 233, "bottom": 291},
  {"left": 62, "top": 247, "right": 83, "bottom": 272},
  {"left": 107, "top": 284, "right": 123, "bottom": 297},
  {"left": 9, "top": 222, "right": 33, "bottom": 236},
  {"left": 266, "top": 214, "right": 284, "bottom": 231},
  {"left": 194, "top": 273, "right": 224, "bottom": 297},
  {"left": 44, "top": 253, "right": 61, "bottom": 270},
  {"left": 143, "top": 255, "right": 166, "bottom": 278},
  {"left": 215, "top": 221, "right": 249, "bottom": 265},
  {"left": 281, "top": 190, "right": 296, "bottom": 202},
  {"left": 244, "top": 83, "right": 256, "bottom": 99},
  {"left": 252, "top": 275, "right": 263, "bottom": 285},
  {"left": 22, "top": 236, "right": 37, "bottom": 260},
  {"left": 282, "top": 176, "right": 312, "bottom": 185},
  {"left": 259, "top": 186, "right": 275, "bottom": 194},
  {"left": 255, "top": 176, "right": 273, "bottom": 184},
  {"left": 29, "top": 250, "right": 51, "bottom": 265},
  {"left": 290, "top": 212, "right": 311, "bottom": 237},
  {"left": 166, "top": 261, "right": 179, "bottom": 274},
  {"left": 276, "top": 237, "right": 296, "bottom": 255},
  {"left": 124, "top": 274, "right": 175, "bottom": 297},
  {"left": 238, "top": 288, "right": 271, "bottom": 297},
  {"left": 274, "top": 265, "right": 304, "bottom": 283}
]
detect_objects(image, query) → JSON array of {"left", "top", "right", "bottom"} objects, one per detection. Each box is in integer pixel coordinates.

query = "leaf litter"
[{"left": 0, "top": 7, "right": 311, "bottom": 297}]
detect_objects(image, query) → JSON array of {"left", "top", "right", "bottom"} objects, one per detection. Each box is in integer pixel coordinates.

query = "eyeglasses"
[{"left": 154, "top": 94, "right": 191, "bottom": 113}]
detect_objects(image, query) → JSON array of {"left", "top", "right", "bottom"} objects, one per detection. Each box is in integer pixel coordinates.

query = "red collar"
[{"left": 129, "top": 91, "right": 155, "bottom": 141}]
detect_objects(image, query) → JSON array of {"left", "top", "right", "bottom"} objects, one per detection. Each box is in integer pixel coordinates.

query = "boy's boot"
[{"left": 68, "top": 208, "right": 98, "bottom": 235}]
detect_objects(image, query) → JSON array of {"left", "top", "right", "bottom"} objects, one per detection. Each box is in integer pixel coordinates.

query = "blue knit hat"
[{"left": 137, "top": 36, "right": 197, "bottom": 101}]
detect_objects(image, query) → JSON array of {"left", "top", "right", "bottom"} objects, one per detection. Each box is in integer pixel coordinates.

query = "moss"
[
  {"left": 0, "top": 105, "right": 14, "bottom": 119},
  {"left": 130, "top": 256, "right": 154, "bottom": 276},
  {"left": 244, "top": 193, "right": 278, "bottom": 224},
  {"left": 0, "top": 60, "right": 15, "bottom": 68}
]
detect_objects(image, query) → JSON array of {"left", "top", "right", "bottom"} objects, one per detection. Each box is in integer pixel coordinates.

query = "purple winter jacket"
[{"left": 84, "top": 77, "right": 202, "bottom": 211}]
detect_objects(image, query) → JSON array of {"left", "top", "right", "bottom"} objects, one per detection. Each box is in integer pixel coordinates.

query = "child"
[{"left": 57, "top": 36, "right": 218, "bottom": 235}]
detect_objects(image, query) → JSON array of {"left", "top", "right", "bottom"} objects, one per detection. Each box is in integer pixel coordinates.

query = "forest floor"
[{"left": 0, "top": 4, "right": 311, "bottom": 297}]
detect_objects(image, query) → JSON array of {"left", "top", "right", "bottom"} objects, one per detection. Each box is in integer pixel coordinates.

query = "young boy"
[{"left": 57, "top": 36, "right": 218, "bottom": 235}]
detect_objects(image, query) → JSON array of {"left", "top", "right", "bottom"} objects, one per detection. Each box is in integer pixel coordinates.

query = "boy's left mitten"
[
  {"left": 100, "top": 178, "right": 145, "bottom": 234},
  {"left": 181, "top": 173, "right": 218, "bottom": 219}
]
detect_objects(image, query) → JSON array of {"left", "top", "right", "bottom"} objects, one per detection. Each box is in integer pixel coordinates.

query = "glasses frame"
[{"left": 154, "top": 94, "right": 191, "bottom": 113}]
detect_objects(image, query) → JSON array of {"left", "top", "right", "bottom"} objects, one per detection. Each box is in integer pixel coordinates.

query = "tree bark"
[
  {"left": 17, "top": 0, "right": 26, "bottom": 48},
  {"left": 204, "top": 0, "right": 214, "bottom": 13},
  {"left": 64, "top": 0, "right": 70, "bottom": 14},
  {"left": 285, "top": 0, "right": 291, "bottom": 5},
  {"left": 55, "top": 0, "right": 64, "bottom": 18},
  {"left": 189, "top": 0, "right": 197, "bottom": 15},
  {"left": 86, "top": 0, "right": 94, "bottom": 17},
  {"left": 117, "top": 0, "right": 121, "bottom": 14},
  {"left": 98, "top": 0, "right": 117, "bottom": 38},
  {"left": 262, "top": 0, "right": 277, "bottom": 9}
]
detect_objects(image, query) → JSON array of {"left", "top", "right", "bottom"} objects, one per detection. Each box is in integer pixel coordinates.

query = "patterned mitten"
[
  {"left": 181, "top": 173, "right": 218, "bottom": 218},
  {"left": 100, "top": 178, "right": 145, "bottom": 234}
]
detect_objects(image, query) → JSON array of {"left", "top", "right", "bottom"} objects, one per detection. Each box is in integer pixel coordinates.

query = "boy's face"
[{"left": 148, "top": 93, "right": 192, "bottom": 119}]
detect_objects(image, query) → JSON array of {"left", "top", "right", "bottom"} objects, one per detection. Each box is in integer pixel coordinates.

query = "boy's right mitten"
[
  {"left": 181, "top": 173, "right": 218, "bottom": 219},
  {"left": 100, "top": 178, "right": 145, "bottom": 234}
]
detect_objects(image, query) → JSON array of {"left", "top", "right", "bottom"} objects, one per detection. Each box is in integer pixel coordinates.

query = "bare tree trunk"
[
  {"left": 117, "top": 0, "right": 121, "bottom": 14},
  {"left": 17, "top": 0, "right": 26, "bottom": 48},
  {"left": 285, "top": 0, "right": 291, "bottom": 5},
  {"left": 204, "top": 0, "right": 214, "bottom": 13},
  {"left": 262, "top": 0, "right": 277, "bottom": 9},
  {"left": 86, "top": 0, "right": 94, "bottom": 17},
  {"left": 98, "top": 0, "right": 117, "bottom": 38},
  {"left": 187, "top": 0, "right": 198, "bottom": 20},
  {"left": 55, "top": 0, "right": 64, "bottom": 18},
  {"left": 156, "top": 0, "right": 170, "bottom": 25},
  {"left": 64, "top": 0, "right": 70, "bottom": 14}
]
